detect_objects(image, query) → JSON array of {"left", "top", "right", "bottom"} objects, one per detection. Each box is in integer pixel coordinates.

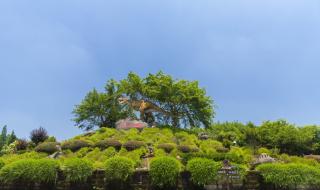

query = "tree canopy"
[
  {"left": 73, "top": 80, "right": 134, "bottom": 130},
  {"left": 73, "top": 72, "right": 215, "bottom": 130}
]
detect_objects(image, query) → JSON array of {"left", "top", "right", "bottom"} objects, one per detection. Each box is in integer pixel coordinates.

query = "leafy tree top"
[
  {"left": 120, "top": 71, "right": 214, "bottom": 128},
  {"left": 73, "top": 71, "right": 215, "bottom": 130}
]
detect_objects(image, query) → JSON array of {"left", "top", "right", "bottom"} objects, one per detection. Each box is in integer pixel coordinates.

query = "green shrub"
[
  {"left": 225, "top": 147, "right": 252, "bottom": 164},
  {"left": 120, "top": 147, "right": 147, "bottom": 167},
  {"left": 62, "top": 158, "right": 93, "bottom": 182},
  {"left": 35, "top": 142, "right": 59, "bottom": 154},
  {"left": 62, "top": 140, "right": 91, "bottom": 152},
  {"left": 0, "top": 152, "right": 48, "bottom": 165},
  {"left": 104, "top": 157, "right": 135, "bottom": 183},
  {"left": 123, "top": 141, "right": 145, "bottom": 151},
  {"left": 256, "top": 163, "right": 320, "bottom": 188},
  {"left": 149, "top": 157, "right": 180, "bottom": 188},
  {"left": 0, "top": 142, "right": 16, "bottom": 155},
  {"left": 95, "top": 139, "right": 122, "bottom": 150},
  {"left": 199, "top": 140, "right": 224, "bottom": 153},
  {"left": 45, "top": 136, "right": 57, "bottom": 142},
  {"left": 157, "top": 143, "right": 176, "bottom": 153},
  {"left": 76, "top": 147, "right": 92, "bottom": 158},
  {"left": 257, "top": 147, "right": 272, "bottom": 155},
  {"left": 187, "top": 158, "right": 221, "bottom": 186},
  {"left": 103, "top": 147, "right": 117, "bottom": 158},
  {"left": 0, "top": 159, "right": 58, "bottom": 183}
]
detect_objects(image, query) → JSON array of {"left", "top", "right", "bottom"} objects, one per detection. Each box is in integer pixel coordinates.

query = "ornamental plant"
[
  {"left": 0, "top": 159, "right": 58, "bottom": 184},
  {"left": 149, "top": 157, "right": 180, "bottom": 188},
  {"left": 95, "top": 139, "right": 122, "bottom": 150},
  {"left": 157, "top": 143, "right": 176, "bottom": 153},
  {"left": 35, "top": 142, "right": 59, "bottom": 154},
  {"left": 187, "top": 158, "right": 221, "bottom": 186},
  {"left": 256, "top": 163, "right": 320, "bottom": 188},
  {"left": 62, "top": 158, "right": 93, "bottom": 183},
  {"left": 104, "top": 156, "right": 135, "bottom": 183},
  {"left": 123, "top": 140, "right": 145, "bottom": 151},
  {"left": 30, "top": 127, "right": 48, "bottom": 145},
  {"left": 61, "top": 140, "right": 91, "bottom": 152}
]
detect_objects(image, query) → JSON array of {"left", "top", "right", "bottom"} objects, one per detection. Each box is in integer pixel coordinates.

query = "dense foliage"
[
  {"left": 30, "top": 127, "right": 49, "bottom": 145},
  {"left": 73, "top": 80, "right": 134, "bottom": 130},
  {"left": 0, "top": 159, "right": 58, "bottom": 183},
  {"left": 62, "top": 140, "right": 91, "bottom": 152},
  {"left": 104, "top": 157, "right": 135, "bottom": 183},
  {"left": 62, "top": 158, "right": 93, "bottom": 183},
  {"left": 120, "top": 72, "right": 214, "bottom": 128},
  {"left": 257, "top": 163, "right": 320, "bottom": 188},
  {"left": 149, "top": 157, "right": 181, "bottom": 188},
  {"left": 0, "top": 125, "right": 17, "bottom": 152},
  {"left": 35, "top": 142, "right": 59, "bottom": 154},
  {"left": 187, "top": 158, "right": 221, "bottom": 186},
  {"left": 1, "top": 119, "right": 320, "bottom": 188},
  {"left": 73, "top": 72, "right": 214, "bottom": 130}
]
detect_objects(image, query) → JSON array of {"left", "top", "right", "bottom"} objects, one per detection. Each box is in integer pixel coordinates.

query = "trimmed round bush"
[
  {"left": 0, "top": 159, "right": 58, "bottom": 183},
  {"left": 149, "top": 157, "right": 180, "bottom": 188},
  {"left": 187, "top": 158, "right": 221, "bottom": 186},
  {"left": 123, "top": 141, "right": 145, "bottom": 151},
  {"left": 157, "top": 143, "right": 175, "bottom": 153},
  {"left": 35, "top": 142, "right": 59, "bottom": 154},
  {"left": 104, "top": 157, "right": 135, "bottom": 183},
  {"left": 62, "top": 140, "right": 90, "bottom": 152},
  {"left": 62, "top": 158, "right": 93, "bottom": 183},
  {"left": 96, "top": 139, "right": 122, "bottom": 150}
]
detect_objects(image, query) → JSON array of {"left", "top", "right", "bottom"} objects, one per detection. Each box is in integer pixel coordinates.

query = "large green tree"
[
  {"left": 74, "top": 72, "right": 215, "bottom": 130},
  {"left": 73, "top": 80, "right": 133, "bottom": 130},
  {"left": 120, "top": 71, "right": 214, "bottom": 128}
]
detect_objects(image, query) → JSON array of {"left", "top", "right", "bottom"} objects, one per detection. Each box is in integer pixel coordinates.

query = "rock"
[{"left": 116, "top": 118, "right": 148, "bottom": 130}]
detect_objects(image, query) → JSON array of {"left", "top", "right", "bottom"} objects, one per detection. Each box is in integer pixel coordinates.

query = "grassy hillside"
[{"left": 2, "top": 124, "right": 320, "bottom": 188}]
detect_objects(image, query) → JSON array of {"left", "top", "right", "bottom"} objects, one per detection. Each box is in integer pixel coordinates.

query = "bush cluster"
[
  {"left": 177, "top": 145, "right": 192, "bottom": 153},
  {"left": 157, "top": 143, "right": 175, "bottom": 153},
  {"left": 62, "top": 158, "right": 93, "bottom": 183},
  {"left": 104, "top": 157, "right": 134, "bottom": 183},
  {"left": 62, "top": 140, "right": 90, "bottom": 152},
  {"left": 35, "top": 142, "right": 59, "bottom": 154},
  {"left": 187, "top": 158, "right": 221, "bottom": 186},
  {"left": 256, "top": 163, "right": 320, "bottom": 188},
  {"left": 0, "top": 159, "right": 58, "bottom": 183},
  {"left": 123, "top": 141, "right": 145, "bottom": 151},
  {"left": 95, "top": 139, "right": 122, "bottom": 150},
  {"left": 149, "top": 157, "right": 180, "bottom": 188}
]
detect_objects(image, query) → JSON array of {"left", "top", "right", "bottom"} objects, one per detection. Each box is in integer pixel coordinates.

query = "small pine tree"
[
  {"left": 6, "top": 131, "right": 17, "bottom": 145},
  {"left": 0, "top": 125, "right": 7, "bottom": 149}
]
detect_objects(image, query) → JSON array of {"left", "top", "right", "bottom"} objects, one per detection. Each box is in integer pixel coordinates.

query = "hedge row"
[
  {"left": 0, "top": 157, "right": 236, "bottom": 188},
  {"left": 57, "top": 140, "right": 147, "bottom": 153},
  {"left": 256, "top": 163, "right": 320, "bottom": 188}
]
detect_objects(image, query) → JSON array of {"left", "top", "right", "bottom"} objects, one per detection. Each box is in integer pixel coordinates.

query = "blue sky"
[{"left": 0, "top": 1, "right": 320, "bottom": 140}]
